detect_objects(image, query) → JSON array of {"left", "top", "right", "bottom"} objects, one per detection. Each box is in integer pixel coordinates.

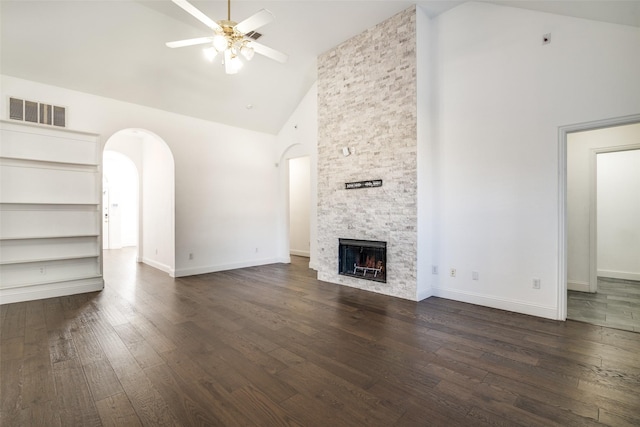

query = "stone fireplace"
[{"left": 316, "top": 6, "right": 419, "bottom": 300}]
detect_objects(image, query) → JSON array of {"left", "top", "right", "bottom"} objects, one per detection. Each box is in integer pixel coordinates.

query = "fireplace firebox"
[{"left": 338, "top": 239, "right": 387, "bottom": 283}]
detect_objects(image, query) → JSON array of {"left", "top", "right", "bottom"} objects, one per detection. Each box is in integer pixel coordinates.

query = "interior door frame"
[{"left": 557, "top": 113, "right": 640, "bottom": 321}]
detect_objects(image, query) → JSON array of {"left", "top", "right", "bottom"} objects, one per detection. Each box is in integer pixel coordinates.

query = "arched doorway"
[{"left": 103, "top": 129, "right": 176, "bottom": 276}]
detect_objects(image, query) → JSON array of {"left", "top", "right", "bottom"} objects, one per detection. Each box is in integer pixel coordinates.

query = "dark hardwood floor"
[{"left": 2, "top": 248, "right": 640, "bottom": 426}]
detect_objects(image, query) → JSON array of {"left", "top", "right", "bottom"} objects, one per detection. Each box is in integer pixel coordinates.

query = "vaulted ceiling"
[{"left": 2, "top": 1, "right": 639, "bottom": 134}]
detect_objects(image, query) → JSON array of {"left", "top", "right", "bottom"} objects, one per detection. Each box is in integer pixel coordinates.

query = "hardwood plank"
[
  {"left": 279, "top": 393, "right": 358, "bottom": 427},
  {"left": 52, "top": 359, "right": 102, "bottom": 426},
  {"left": 277, "top": 360, "right": 403, "bottom": 425},
  {"left": 116, "top": 370, "right": 182, "bottom": 427},
  {"left": 144, "top": 363, "right": 225, "bottom": 426},
  {"left": 0, "top": 358, "right": 23, "bottom": 425},
  {"left": 1, "top": 302, "right": 26, "bottom": 340},
  {"left": 94, "top": 393, "right": 142, "bottom": 427},
  {"left": 160, "top": 348, "right": 255, "bottom": 426},
  {"left": 21, "top": 348, "right": 56, "bottom": 409},
  {"left": 0, "top": 336, "right": 24, "bottom": 361},
  {"left": 82, "top": 359, "right": 123, "bottom": 401},
  {"left": 483, "top": 372, "right": 598, "bottom": 420},
  {"left": 230, "top": 384, "right": 304, "bottom": 426},
  {"left": 19, "top": 399, "right": 62, "bottom": 427}
]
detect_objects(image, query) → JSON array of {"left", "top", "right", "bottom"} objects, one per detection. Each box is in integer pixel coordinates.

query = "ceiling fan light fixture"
[
  {"left": 224, "top": 49, "right": 243, "bottom": 74},
  {"left": 212, "top": 34, "right": 228, "bottom": 52},
  {"left": 203, "top": 46, "right": 217, "bottom": 62},
  {"left": 240, "top": 45, "right": 255, "bottom": 61},
  {"left": 168, "top": 0, "right": 288, "bottom": 74}
]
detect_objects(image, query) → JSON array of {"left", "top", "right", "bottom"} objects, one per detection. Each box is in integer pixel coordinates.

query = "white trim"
[
  {"left": 598, "top": 270, "right": 640, "bottom": 281},
  {"left": 141, "top": 257, "right": 174, "bottom": 276},
  {"left": 558, "top": 113, "right": 640, "bottom": 321},
  {"left": 290, "top": 249, "right": 310, "bottom": 257},
  {"left": 0, "top": 277, "right": 104, "bottom": 305},
  {"left": 432, "top": 287, "right": 558, "bottom": 320},
  {"left": 417, "top": 287, "right": 432, "bottom": 302},
  {"left": 567, "top": 280, "right": 590, "bottom": 292},
  {"left": 173, "top": 257, "right": 280, "bottom": 277}
]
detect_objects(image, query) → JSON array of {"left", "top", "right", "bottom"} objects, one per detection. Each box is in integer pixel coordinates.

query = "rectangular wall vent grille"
[
  {"left": 25, "top": 100, "right": 38, "bottom": 123},
  {"left": 9, "top": 98, "right": 23, "bottom": 120},
  {"left": 53, "top": 105, "right": 66, "bottom": 127},
  {"left": 7, "top": 97, "right": 67, "bottom": 128}
]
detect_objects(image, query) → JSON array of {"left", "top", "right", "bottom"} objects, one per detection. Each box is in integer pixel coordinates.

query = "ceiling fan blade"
[
  {"left": 166, "top": 36, "right": 214, "bottom": 48},
  {"left": 234, "top": 9, "right": 274, "bottom": 34},
  {"left": 171, "top": 0, "right": 221, "bottom": 31},
  {"left": 248, "top": 41, "right": 288, "bottom": 64}
]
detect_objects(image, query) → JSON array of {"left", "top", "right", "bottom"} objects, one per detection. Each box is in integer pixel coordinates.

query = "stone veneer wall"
[{"left": 317, "top": 6, "right": 418, "bottom": 300}]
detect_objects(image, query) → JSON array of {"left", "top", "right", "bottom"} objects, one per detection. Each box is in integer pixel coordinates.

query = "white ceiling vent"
[{"left": 8, "top": 97, "right": 66, "bottom": 127}]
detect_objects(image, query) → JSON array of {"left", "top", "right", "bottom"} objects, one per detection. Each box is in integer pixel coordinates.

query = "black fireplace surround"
[{"left": 338, "top": 239, "right": 387, "bottom": 283}]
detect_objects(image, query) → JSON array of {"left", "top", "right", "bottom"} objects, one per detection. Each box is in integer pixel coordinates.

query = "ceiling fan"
[{"left": 166, "top": 0, "right": 288, "bottom": 74}]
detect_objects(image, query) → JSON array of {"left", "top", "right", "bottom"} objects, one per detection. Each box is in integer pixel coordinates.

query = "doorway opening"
[
  {"left": 289, "top": 156, "right": 311, "bottom": 258},
  {"left": 103, "top": 129, "right": 176, "bottom": 277},
  {"left": 560, "top": 115, "right": 640, "bottom": 330}
]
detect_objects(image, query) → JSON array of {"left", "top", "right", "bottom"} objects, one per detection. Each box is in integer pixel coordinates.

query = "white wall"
[
  {"left": 597, "top": 149, "right": 640, "bottom": 280},
  {"left": 141, "top": 134, "right": 175, "bottom": 273},
  {"left": 289, "top": 156, "right": 311, "bottom": 257},
  {"left": 1, "top": 75, "right": 280, "bottom": 278},
  {"left": 567, "top": 123, "right": 640, "bottom": 290},
  {"left": 275, "top": 82, "right": 318, "bottom": 269},
  {"left": 430, "top": 2, "right": 640, "bottom": 319},
  {"left": 416, "top": 5, "right": 435, "bottom": 301}
]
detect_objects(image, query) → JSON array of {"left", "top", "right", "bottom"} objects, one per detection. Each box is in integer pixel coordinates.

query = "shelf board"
[
  {"left": 0, "top": 234, "right": 99, "bottom": 241},
  {"left": 0, "top": 202, "right": 99, "bottom": 207},
  {"left": 0, "top": 274, "right": 104, "bottom": 289},
  {"left": 0, "top": 255, "right": 100, "bottom": 265},
  {"left": 0, "top": 155, "right": 98, "bottom": 167}
]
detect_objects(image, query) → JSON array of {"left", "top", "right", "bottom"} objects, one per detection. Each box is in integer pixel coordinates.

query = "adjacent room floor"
[{"left": 568, "top": 277, "right": 640, "bottom": 333}]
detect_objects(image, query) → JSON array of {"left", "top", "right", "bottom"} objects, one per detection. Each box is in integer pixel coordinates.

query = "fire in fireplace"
[{"left": 338, "top": 239, "right": 387, "bottom": 283}]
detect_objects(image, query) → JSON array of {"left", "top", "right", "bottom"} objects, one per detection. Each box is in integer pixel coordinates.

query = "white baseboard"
[
  {"left": 598, "top": 270, "right": 640, "bottom": 281},
  {"left": 431, "top": 287, "right": 559, "bottom": 320},
  {"left": 290, "top": 250, "right": 310, "bottom": 257},
  {"left": 568, "top": 280, "right": 591, "bottom": 292},
  {"left": 0, "top": 278, "right": 104, "bottom": 305},
  {"left": 417, "top": 286, "right": 433, "bottom": 301},
  {"left": 174, "top": 257, "right": 279, "bottom": 277},
  {"left": 309, "top": 261, "right": 318, "bottom": 271},
  {"left": 141, "top": 257, "right": 174, "bottom": 277}
]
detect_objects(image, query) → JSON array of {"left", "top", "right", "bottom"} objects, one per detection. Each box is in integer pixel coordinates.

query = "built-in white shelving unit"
[{"left": 0, "top": 120, "right": 104, "bottom": 304}]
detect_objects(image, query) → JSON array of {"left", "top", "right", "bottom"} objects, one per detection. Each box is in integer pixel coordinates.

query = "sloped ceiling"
[{"left": 1, "top": 1, "right": 638, "bottom": 134}]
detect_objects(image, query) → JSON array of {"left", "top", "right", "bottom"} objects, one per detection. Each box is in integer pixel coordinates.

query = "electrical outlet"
[
  {"left": 39, "top": 266, "right": 46, "bottom": 275},
  {"left": 450, "top": 268, "right": 456, "bottom": 277},
  {"left": 431, "top": 265, "right": 438, "bottom": 275},
  {"left": 472, "top": 271, "right": 479, "bottom": 280},
  {"left": 189, "top": 253, "right": 194, "bottom": 260},
  {"left": 533, "top": 278, "right": 541, "bottom": 289}
]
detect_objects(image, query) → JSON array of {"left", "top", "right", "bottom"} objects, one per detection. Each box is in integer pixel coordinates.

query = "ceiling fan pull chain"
[{"left": 228, "top": 0, "right": 231, "bottom": 21}]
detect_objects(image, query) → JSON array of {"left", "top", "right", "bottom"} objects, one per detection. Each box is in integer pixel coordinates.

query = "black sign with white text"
[{"left": 345, "top": 179, "right": 383, "bottom": 190}]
